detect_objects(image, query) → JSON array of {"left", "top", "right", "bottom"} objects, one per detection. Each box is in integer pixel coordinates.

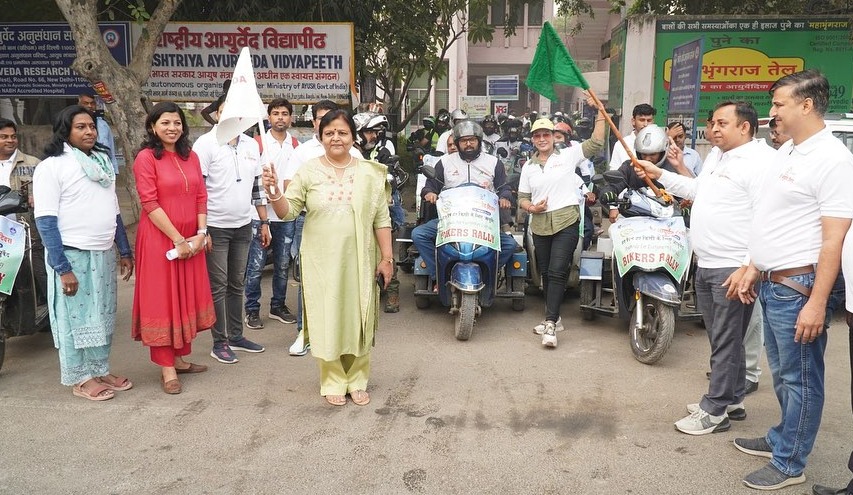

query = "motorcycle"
[
  {"left": 396, "top": 147, "right": 441, "bottom": 274},
  {"left": 578, "top": 171, "right": 700, "bottom": 364},
  {"left": 412, "top": 166, "right": 527, "bottom": 341},
  {"left": 0, "top": 184, "right": 50, "bottom": 372}
]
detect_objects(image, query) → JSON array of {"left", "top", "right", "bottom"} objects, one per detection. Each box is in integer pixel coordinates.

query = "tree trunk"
[{"left": 54, "top": 0, "right": 182, "bottom": 224}]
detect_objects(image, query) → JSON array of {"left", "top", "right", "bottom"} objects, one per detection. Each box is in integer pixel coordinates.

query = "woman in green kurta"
[{"left": 265, "top": 110, "right": 393, "bottom": 406}]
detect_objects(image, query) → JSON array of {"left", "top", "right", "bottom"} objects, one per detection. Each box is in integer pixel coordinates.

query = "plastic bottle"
[{"left": 166, "top": 241, "right": 193, "bottom": 260}]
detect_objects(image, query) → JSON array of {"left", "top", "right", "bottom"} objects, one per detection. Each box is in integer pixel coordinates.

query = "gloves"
[{"left": 600, "top": 191, "right": 618, "bottom": 205}]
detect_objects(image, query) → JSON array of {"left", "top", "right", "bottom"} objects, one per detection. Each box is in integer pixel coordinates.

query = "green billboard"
[{"left": 653, "top": 17, "right": 853, "bottom": 122}]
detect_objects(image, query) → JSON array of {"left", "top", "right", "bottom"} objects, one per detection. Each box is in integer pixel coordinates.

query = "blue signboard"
[
  {"left": 487, "top": 75, "right": 519, "bottom": 101},
  {"left": 667, "top": 38, "right": 704, "bottom": 114},
  {"left": 0, "top": 23, "right": 131, "bottom": 98}
]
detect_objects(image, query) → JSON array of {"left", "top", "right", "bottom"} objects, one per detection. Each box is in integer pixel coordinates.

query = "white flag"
[{"left": 216, "top": 47, "right": 266, "bottom": 146}]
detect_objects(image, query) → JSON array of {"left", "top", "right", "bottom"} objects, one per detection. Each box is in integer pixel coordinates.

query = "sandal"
[
  {"left": 325, "top": 394, "right": 346, "bottom": 406},
  {"left": 96, "top": 374, "right": 133, "bottom": 391},
  {"left": 72, "top": 380, "right": 115, "bottom": 401},
  {"left": 350, "top": 390, "right": 370, "bottom": 406}
]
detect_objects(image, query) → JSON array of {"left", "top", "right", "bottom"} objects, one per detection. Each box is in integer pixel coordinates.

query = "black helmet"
[
  {"left": 482, "top": 114, "right": 498, "bottom": 134},
  {"left": 436, "top": 111, "right": 452, "bottom": 132}
]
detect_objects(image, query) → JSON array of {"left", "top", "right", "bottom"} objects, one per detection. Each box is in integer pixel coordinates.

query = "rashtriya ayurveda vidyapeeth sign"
[{"left": 137, "top": 22, "right": 355, "bottom": 105}]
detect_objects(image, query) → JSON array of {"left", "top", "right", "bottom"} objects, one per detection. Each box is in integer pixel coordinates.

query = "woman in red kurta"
[{"left": 132, "top": 102, "right": 215, "bottom": 394}]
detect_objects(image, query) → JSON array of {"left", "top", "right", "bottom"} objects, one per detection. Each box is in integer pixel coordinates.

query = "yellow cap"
[{"left": 530, "top": 118, "right": 554, "bottom": 133}]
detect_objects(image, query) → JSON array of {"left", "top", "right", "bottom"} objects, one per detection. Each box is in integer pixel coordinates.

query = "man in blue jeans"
[
  {"left": 244, "top": 98, "right": 299, "bottom": 329},
  {"left": 730, "top": 70, "right": 853, "bottom": 490}
]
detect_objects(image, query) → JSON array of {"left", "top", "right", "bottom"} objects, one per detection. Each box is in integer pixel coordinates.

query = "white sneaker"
[
  {"left": 533, "top": 317, "right": 564, "bottom": 335},
  {"left": 686, "top": 402, "right": 746, "bottom": 421},
  {"left": 542, "top": 321, "right": 557, "bottom": 348},
  {"left": 288, "top": 329, "right": 310, "bottom": 356},
  {"left": 674, "top": 408, "right": 730, "bottom": 435}
]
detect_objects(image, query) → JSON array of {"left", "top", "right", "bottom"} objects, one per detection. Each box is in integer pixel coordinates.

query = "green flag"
[{"left": 525, "top": 22, "right": 589, "bottom": 101}]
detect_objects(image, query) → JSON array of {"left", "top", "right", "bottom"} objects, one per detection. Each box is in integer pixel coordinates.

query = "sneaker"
[
  {"left": 269, "top": 305, "right": 297, "bottom": 324},
  {"left": 734, "top": 437, "right": 773, "bottom": 458},
  {"left": 289, "top": 329, "right": 310, "bottom": 356},
  {"left": 745, "top": 380, "right": 759, "bottom": 395},
  {"left": 674, "top": 408, "right": 730, "bottom": 435},
  {"left": 687, "top": 402, "right": 746, "bottom": 421},
  {"left": 542, "top": 321, "right": 558, "bottom": 348},
  {"left": 210, "top": 342, "right": 239, "bottom": 364},
  {"left": 742, "top": 463, "right": 805, "bottom": 490},
  {"left": 534, "top": 317, "right": 564, "bottom": 335},
  {"left": 228, "top": 337, "right": 265, "bottom": 353},
  {"left": 244, "top": 311, "right": 264, "bottom": 329}
]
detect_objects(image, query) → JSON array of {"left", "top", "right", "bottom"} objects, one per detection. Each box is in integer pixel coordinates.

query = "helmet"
[
  {"left": 530, "top": 118, "right": 554, "bottom": 133},
  {"left": 450, "top": 109, "right": 468, "bottom": 122},
  {"left": 452, "top": 120, "right": 484, "bottom": 161},
  {"left": 354, "top": 111, "right": 389, "bottom": 150},
  {"left": 554, "top": 121, "right": 572, "bottom": 135},
  {"left": 635, "top": 124, "right": 668, "bottom": 166},
  {"left": 574, "top": 117, "right": 593, "bottom": 140},
  {"left": 482, "top": 114, "right": 497, "bottom": 134},
  {"left": 422, "top": 115, "right": 435, "bottom": 131},
  {"left": 496, "top": 113, "right": 508, "bottom": 126},
  {"left": 436, "top": 111, "right": 452, "bottom": 131}
]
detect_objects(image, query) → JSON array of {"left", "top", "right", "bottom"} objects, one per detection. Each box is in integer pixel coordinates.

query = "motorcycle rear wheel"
[
  {"left": 454, "top": 292, "right": 476, "bottom": 341},
  {"left": 630, "top": 298, "right": 675, "bottom": 365}
]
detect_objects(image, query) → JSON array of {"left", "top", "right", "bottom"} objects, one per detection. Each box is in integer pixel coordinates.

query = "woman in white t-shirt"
[
  {"left": 33, "top": 105, "right": 134, "bottom": 401},
  {"left": 518, "top": 112, "right": 604, "bottom": 349}
]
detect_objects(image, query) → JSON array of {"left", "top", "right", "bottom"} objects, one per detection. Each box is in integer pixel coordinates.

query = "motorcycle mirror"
[
  {"left": 497, "top": 148, "right": 508, "bottom": 158},
  {"left": 421, "top": 165, "right": 438, "bottom": 181},
  {"left": 0, "top": 185, "right": 10, "bottom": 195}
]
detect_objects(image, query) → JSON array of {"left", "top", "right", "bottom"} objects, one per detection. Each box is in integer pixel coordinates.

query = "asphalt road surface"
[{"left": 1, "top": 270, "right": 851, "bottom": 494}]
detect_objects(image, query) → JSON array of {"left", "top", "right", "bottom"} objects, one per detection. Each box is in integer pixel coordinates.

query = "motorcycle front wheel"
[
  {"left": 454, "top": 292, "right": 477, "bottom": 341},
  {"left": 629, "top": 297, "right": 675, "bottom": 365}
]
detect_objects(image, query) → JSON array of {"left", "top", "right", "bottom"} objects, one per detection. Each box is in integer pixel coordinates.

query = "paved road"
[{"left": 1, "top": 270, "right": 851, "bottom": 494}]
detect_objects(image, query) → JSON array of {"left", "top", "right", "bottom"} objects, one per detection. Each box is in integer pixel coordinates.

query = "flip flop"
[
  {"left": 350, "top": 390, "right": 370, "bottom": 406},
  {"left": 72, "top": 381, "right": 115, "bottom": 401},
  {"left": 325, "top": 394, "right": 346, "bottom": 406},
  {"left": 96, "top": 374, "right": 133, "bottom": 391}
]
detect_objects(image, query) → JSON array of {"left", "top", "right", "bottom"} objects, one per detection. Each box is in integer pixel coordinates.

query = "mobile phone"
[{"left": 376, "top": 273, "right": 385, "bottom": 289}]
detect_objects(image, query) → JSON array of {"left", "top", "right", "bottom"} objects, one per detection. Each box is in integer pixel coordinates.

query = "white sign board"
[{"left": 138, "top": 22, "right": 354, "bottom": 104}]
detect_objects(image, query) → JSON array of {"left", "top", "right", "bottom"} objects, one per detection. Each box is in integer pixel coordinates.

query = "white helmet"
[
  {"left": 354, "top": 111, "right": 390, "bottom": 150},
  {"left": 450, "top": 109, "right": 468, "bottom": 122},
  {"left": 635, "top": 124, "right": 668, "bottom": 166}
]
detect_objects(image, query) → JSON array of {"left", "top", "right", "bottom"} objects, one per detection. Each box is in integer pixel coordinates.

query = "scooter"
[
  {"left": 0, "top": 184, "right": 50, "bottom": 372},
  {"left": 412, "top": 167, "right": 527, "bottom": 341},
  {"left": 578, "top": 171, "right": 700, "bottom": 364}
]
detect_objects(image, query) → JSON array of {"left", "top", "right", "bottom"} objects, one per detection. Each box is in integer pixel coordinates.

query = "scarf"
[{"left": 71, "top": 147, "right": 114, "bottom": 188}]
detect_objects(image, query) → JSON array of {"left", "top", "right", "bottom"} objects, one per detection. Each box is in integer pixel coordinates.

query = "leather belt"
[{"left": 759, "top": 265, "right": 814, "bottom": 297}]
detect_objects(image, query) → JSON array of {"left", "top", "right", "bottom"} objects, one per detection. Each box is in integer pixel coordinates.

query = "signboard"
[
  {"left": 493, "top": 102, "right": 509, "bottom": 115},
  {"left": 667, "top": 38, "right": 704, "bottom": 114},
  {"left": 138, "top": 22, "right": 354, "bottom": 104},
  {"left": 0, "top": 216, "right": 26, "bottom": 295},
  {"left": 460, "top": 96, "right": 490, "bottom": 118},
  {"left": 487, "top": 75, "right": 519, "bottom": 101},
  {"left": 654, "top": 17, "right": 853, "bottom": 121},
  {"left": 436, "top": 186, "right": 501, "bottom": 251},
  {"left": 607, "top": 22, "right": 627, "bottom": 115},
  {"left": 0, "top": 23, "right": 131, "bottom": 98},
  {"left": 609, "top": 216, "right": 691, "bottom": 283}
]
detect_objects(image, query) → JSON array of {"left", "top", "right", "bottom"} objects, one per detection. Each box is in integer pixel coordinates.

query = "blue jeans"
[
  {"left": 412, "top": 218, "right": 516, "bottom": 278},
  {"left": 293, "top": 213, "right": 305, "bottom": 330},
  {"left": 390, "top": 190, "right": 405, "bottom": 231},
  {"left": 244, "top": 219, "right": 294, "bottom": 313},
  {"left": 760, "top": 271, "right": 844, "bottom": 476}
]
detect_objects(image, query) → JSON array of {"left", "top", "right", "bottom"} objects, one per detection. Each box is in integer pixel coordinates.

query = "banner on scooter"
[
  {"left": 0, "top": 216, "right": 26, "bottom": 295},
  {"left": 435, "top": 186, "right": 501, "bottom": 251},
  {"left": 609, "top": 216, "right": 691, "bottom": 282}
]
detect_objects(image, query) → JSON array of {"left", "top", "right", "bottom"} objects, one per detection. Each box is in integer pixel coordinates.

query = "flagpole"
[
  {"left": 586, "top": 89, "right": 671, "bottom": 203},
  {"left": 257, "top": 117, "right": 277, "bottom": 196}
]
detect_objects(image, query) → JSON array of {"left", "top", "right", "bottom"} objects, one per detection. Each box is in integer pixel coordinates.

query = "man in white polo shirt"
[
  {"left": 730, "top": 70, "right": 853, "bottom": 491},
  {"left": 193, "top": 95, "right": 270, "bottom": 364},
  {"left": 636, "top": 101, "right": 774, "bottom": 436},
  {"left": 608, "top": 103, "right": 656, "bottom": 171}
]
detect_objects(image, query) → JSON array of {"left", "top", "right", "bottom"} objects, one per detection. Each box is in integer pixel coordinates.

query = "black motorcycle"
[{"left": 0, "top": 184, "right": 50, "bottom": 372}]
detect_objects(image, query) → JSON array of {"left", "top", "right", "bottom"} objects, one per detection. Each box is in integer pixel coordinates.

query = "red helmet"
[{"left": 554, "top": 121, "right": 572, "bottom": 137}]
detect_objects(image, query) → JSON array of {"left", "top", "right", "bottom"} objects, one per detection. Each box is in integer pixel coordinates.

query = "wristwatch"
[{"left": 260, "top": 219, "right": 270, "bottom": 225}]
